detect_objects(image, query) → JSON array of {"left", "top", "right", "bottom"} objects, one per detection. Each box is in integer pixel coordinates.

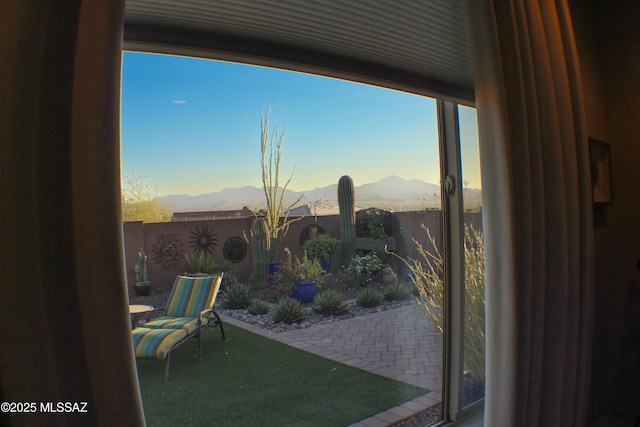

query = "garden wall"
[{"left": 123, "top": 211, "right": 482, "bottom": 298}]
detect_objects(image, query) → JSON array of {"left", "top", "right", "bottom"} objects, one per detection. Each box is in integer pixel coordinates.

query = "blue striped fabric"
[
  {"left": 143, "top": 316, "right": 198, "bottom": 332},
  {"left": 132, "top": 274, "right": 224, "bottom": 365},
  {"left": 132, "top": 327, "right": 187, "bottom": 359},
  {"left": 164, "top": 275, "right": 221, "bottom": 317}
]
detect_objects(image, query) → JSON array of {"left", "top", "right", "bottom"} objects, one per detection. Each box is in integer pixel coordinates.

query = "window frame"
[
  {"left": 437, "top": 100, "right": 484, "bottom": 424},
  {"left": 121, "top": 48, "right": 485, "bottom": 425}
]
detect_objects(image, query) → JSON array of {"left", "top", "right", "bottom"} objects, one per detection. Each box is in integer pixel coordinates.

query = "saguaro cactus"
[
  {"left": 338, "top": 175, "right": 356, "bottom": 265},
  {"left": 251, "top": 217, "right": 271, "bottom": 284},
  {"left": 136, "top": 249, "right": 148, "bottom": 283}
]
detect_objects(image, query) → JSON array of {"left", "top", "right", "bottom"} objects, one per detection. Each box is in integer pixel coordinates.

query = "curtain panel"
[
  {"left": 1, "top": 1, "right": 144, "bottom": 425},
  {"left": 467, "top": 1, "right": 593, "bottom": 426}
]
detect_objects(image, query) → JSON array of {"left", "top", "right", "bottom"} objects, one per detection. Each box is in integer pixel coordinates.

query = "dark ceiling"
[{"left": 124, "top": 0, "right": 474, "bottom": 102}]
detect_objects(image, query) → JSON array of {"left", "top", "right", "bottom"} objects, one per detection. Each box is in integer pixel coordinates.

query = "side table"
[{"left": 129, "top": 304, "right": 154, "bottom": 329}]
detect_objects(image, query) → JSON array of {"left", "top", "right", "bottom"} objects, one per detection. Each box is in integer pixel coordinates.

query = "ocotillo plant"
[
  {"left": 338, "top": 175, "right": 356, "bottom": 265},
  {"left": 251, "top": 217, "right": 270, "bottom": 285},
  {"left": 260, "top": 104, "right": 303, "bottom": 260}
]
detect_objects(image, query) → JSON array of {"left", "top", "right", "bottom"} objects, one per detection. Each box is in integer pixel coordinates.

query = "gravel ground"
[
  {"left": 391, "top": 405, "right": 442, "bottom": 426},
  {"left": 218, "top": 299, "right": 413, "bottom": 333}
]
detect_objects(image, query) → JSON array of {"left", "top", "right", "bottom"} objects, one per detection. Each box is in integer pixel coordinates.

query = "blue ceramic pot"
[
  {"left": 403, "top": 268, "right": 416, "bottom": 282},
  {"left": 292, "top": 280, "right": 317, "bottom": 303},
  {"left": 267, "top": 261, "right": 280, "bottom": 284}
]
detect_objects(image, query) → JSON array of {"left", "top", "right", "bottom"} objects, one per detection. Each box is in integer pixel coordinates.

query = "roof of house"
[{"left": 171, "top": 210, "right": 257, "bottom": 221}]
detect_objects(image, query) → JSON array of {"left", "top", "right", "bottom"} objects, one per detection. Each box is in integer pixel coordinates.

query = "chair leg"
[
  {"left": 164, "top": 352, "right": 171, "bottom": 383},
  {"left": 212, "top": 311, "right": 226, "bottom": 340}
]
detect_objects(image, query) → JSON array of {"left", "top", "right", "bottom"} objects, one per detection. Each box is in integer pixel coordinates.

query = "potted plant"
[
  {"left": 272, "top": 247, "right": 324, "bottom": 303},
  {"left": 302, "top": 233, "right": 340, "bottom": 272},
  {"left": 184, "top": 252, "right": 234, "bottom": 291},
  {"left": 134, "top": 249, "right": 151, "bottom": 296}
]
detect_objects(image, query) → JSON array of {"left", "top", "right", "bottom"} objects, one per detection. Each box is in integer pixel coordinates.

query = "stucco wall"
[{"left": 124, "top": 210, "right": 483, "bottom": 295}]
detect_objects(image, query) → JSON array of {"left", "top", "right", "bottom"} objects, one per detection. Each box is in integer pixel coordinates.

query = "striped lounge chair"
[{"left": 132, "top": 274, "right": 226, "bottom": 382}]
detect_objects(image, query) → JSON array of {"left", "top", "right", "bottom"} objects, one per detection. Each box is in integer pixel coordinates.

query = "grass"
[{"left": 136, "top": 324, "right": 428, "bottom": 426}]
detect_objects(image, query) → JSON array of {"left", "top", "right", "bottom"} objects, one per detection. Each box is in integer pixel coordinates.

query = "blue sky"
[{"left": 121, "top": 52, "right": 479, "bottom": 196}]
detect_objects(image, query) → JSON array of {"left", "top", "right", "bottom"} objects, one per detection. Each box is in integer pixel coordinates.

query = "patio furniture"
[
  {"left": 129, "top": 304, "right": 154, "bottom": 329},
  {"left": 131, "top": 274, "right": 226, "bottom": 382}
]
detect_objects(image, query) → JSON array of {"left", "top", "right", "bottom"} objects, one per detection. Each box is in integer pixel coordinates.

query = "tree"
[
  {"left": 260, "top": 104, "right": 303, "bottom": 260},
  {"left": 121, "top": 173, "right": 172, "bottom": 222}
]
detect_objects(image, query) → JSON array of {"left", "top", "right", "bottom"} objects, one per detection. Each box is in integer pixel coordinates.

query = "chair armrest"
[{"left": 199, "top": 308, "right": 216, "bottom": 327}]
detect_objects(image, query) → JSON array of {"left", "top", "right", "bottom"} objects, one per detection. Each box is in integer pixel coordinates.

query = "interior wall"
[{"left": 571, "top": 0, "right": 640, "bottom": 421}]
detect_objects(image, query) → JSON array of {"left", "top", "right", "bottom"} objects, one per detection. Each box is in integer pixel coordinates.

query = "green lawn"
[{"left": 136, "top": 324, "right": 428, "bottom": 427}]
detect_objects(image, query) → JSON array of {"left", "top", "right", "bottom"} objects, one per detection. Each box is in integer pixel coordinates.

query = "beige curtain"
[
  {"left": 1, "top": 1, "right": 145, "bottom": 425},
  {"left": 467, "top": 1, "right": 594, "bottom": 426}
]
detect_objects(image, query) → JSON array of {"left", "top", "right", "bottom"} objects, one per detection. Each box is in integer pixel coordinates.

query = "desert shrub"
[
  {"left": 312, "top": 290, "right": 349, "bottom": 315},
  {"left": 248, "top": 300, "right": 270, "bottom": 315},
  {"left": 342, "top": 253, "right": 384, "bottom": 287},
  {"left": 383, "top": 282, "right": 411, "bottom": 301},
  {"left": 185, "top": 252, "right": 232, "bottom": 275},
  {"left": 371, "top": 248, "right": 393, "bottom": 265},
  {"left": 271, "top": 298, "right": 307, "bottom": 324},
  {"left": 220, "top": 283, "right": 252, "bottom": 309},
  {"left": 404, "top": 223, "right": 485, "bottom": 382},
  {"left": 355, "top": 288, "right": 383, "bottom": 308}
]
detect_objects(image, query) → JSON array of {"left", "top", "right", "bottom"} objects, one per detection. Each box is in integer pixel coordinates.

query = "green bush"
[
  {"left": 371, "top": 248, "right": 393, "bottom": 265},
  {"left": 312, "top": 290, "right": 348, "bottom": 315},
  {"left": 303, "top": 233, "right": 341, "bottom": 262},
  {"left": 248, "top": 300, "right": 270, "bottom": 315},
  {"left": 342, "top": 253, "right": 384, "bottom": 287},
  {"left": 220, "top": 283, "right": 252, "bottom": 309},
  {"left": 185, "top": 252, "right": 232, "bottom": 275},
  {"left": 360, "top": 220, "right": 387, "bottom": 240},
  {"left": 271, "top": 298, "right": 307, "bottom": 324},
  {"left": 383, "top": 282, "right": 411, "bottom": 301},
  {"left": 355, "top": 288, "right": 383, "bottom": 308}
]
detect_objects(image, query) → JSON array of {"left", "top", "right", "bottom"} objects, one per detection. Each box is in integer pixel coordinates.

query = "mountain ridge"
[{"left": 158, "top": 175, "right": 481, "bottom": 212}]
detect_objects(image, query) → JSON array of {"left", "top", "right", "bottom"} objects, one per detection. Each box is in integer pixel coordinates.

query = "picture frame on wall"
[{"left": 589, "top": 138, "right": 612, "bottom": 204}]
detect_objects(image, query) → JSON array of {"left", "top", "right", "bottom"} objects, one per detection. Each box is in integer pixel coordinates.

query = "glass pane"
[
  {"left": 459, "top": 105, "right": 485, "bottom": 407},
  {"left": 121, "top": 52, "right": 445, "bottom": 425}
]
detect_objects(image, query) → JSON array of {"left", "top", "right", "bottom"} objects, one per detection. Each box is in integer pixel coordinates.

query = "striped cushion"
[
  {"left": 143, "top": 316, "right": 199, "bottom": 333},
  {"left": 132, "top": 327, "right": 187, "bottom": 360},
  {"left": 164, "top": 275, "right": 222, "bottom": 317}
]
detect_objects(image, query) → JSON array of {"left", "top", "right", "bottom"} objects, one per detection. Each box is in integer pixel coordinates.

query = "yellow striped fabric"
[
  {"left": 143, "top": 316, "right": 198, "bottom": 333},
  {"left": 132, "top": 327, "right": 187, "bottom": 360},
  {"left": 164, "top": 275, "right": 222, "bottom": 317}
]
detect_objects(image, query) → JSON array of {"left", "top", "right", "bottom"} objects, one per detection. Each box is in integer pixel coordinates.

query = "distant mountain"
[
  {"left": 160, "top": 186, "right": 267, "bottom": 211},
  {"left": 158, "top": 175, "right": 481, "bottom": 212},
  {"left": 357, "top": 175, "right": 440, "bottom": 201}
]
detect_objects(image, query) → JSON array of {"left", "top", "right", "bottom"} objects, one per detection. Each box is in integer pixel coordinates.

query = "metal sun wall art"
[
  {"left": 189, "top": 224, "right": 218, "bottom": 255},
  {"left": 299, "top": 223, "right": 326, "bottom": 246},
  {"left": 152, "top": 233, "right": 184, "bottom": 269},
  {"left": 223, "top": 236, "right": 247, "bottom": 263}
]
